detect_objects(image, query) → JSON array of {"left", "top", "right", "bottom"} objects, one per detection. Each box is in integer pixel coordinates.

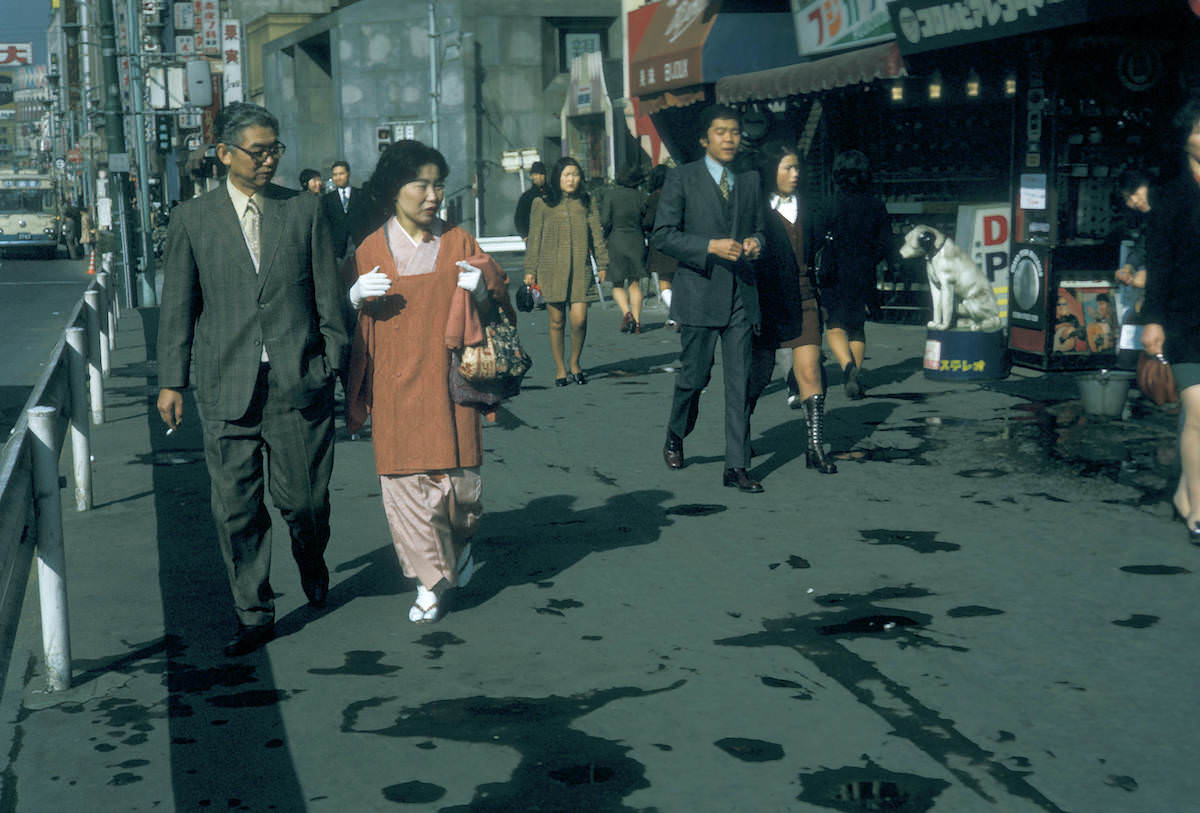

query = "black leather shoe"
[
  {"left": 663, "top": 436, "right": 684, "bottom": 470},
  {"left": 723, "top": 467, "right": 763, "bottom": 493},
  {"left": 301, "top": 562, "right": 329, "bottom": 608},
  {"left": 223, "top": 622, "right": 275, "bottom": 657},
  {"left": 570, "top": 371, "right": 587, "bottom": 385}
]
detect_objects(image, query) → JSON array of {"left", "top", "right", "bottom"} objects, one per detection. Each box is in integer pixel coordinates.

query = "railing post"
[
  {"left": 86, "top": 287, "right": 111, "bottom": 378},
  {"left": 84, "top": 289, "right": 105, "bottom": 424},
  {"left": 101, "top": 252, "right": 120, "bottom": 321},
  {"left": 96, "top": 271, "right": 116, "bottom": 352},
  {"left": 28, "top": 405, "right": 72, "bottom": 692},
  {"left": 65, "top": 326, "right": 93, "bottom": 512}
]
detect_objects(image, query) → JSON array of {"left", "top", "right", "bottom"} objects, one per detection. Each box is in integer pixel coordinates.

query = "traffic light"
[{"left": 156, "top": 119, "right": 172, "bottom": 152}]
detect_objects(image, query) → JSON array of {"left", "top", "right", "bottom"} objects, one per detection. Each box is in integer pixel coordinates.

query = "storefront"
[
  {"left": 627, "top": 0, "right": 798, "bottom": 163},
  {"left": 563, "top": 50, "right": 616, "bottom": 182},
  {"left": 885, "top": 0, "right": 1200, "bottom": 370}
]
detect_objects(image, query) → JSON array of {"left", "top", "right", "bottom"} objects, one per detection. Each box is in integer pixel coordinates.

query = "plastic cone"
[{"left": 87, "top": 248, "right": 95, "bottom": 274}]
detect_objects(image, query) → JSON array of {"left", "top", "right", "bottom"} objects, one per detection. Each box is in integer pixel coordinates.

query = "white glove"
[
  {"left": 455, "top": 261, "right": 488, "bottom": 302},
  {"left": 349, "top": 266, "right": 390, "bottom": 309}
]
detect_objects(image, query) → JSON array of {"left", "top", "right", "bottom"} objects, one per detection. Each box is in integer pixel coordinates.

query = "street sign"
[{"left": 54, "top": 157, "right": 66, "bottom": 170}]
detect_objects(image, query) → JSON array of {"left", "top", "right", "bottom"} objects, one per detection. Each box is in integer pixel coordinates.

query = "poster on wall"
[{"left": 1053, "top": 285, "right": 1117, "bottom": 355}]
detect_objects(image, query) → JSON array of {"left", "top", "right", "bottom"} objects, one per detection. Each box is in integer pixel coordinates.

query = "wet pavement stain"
[
  {"left": 535, "top": 598, "right": 584, "bottom": 617},
  {"left": 1120, "top": 565, "right": 1191, "bottom": 575},
  {"left": 665, "top": 503, "right": 727, "bottom": 517},
  {"left": 947, "top": 605, "right": 1005, "bottom": 618},
  {"left": 1112, "top": 614, "right": 1159, "bottom": 628},
  {"left": 342, "top": 681, "right": 684, "bottom": 812},
  {"left": 308, "top": 650, "right": 401, "bottom": 676},
  {"left": 717, "top": 588, "right": 1067, "bottom": 812},
  {"left": 590, "top": 468, "right": 618, "bottom": 486},
  {"left": 788, "top": 555, "right": 812, "bottom": 569},
  {"left": 206, "top": 690, "right": 290, "bottom": 708},
  {"left": 1105, "top": 775, "right": 1138, "bottom": 792},
  {"left": 381, "top": 780, "right": 446, "bottom": 803},
  {"left": 107, "top": 772, "right": 143, "bottom": 786},
  {"left": 1024, "top": 491, "right": 1070, "bottom": 503},
  {"left": 795, "top": 761, "right": 951, "bottom": 812},
  {"left": 957, "top": 467, "right": 1009, "bottom": 478},
  {"left": 415, "top": 631, "right": 465, "bottom": 660},
  {"left": 714, "top": 737, "right": 784, "bottom": 762},
  {"left": 860, "top": 529, "right": 960, "bottom": 554},
  {"left": 821, "top": 614, "right": 921, "bottom": 637}
]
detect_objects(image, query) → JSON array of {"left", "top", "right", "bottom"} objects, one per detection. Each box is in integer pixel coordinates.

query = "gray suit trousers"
[
  {"left": 667, "top": 292, "right": 752, "bottom": 469},
  {"left": 198, "top": 363, "right": 335, "bottom": 627}
]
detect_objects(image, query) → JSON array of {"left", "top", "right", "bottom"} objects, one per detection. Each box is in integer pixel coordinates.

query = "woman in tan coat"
[
  {"left": 344, "top": 140, "right": 512, "bottom": 623},
  {"left": 523, "top": 156, "right": 608, "bottom": 385}
]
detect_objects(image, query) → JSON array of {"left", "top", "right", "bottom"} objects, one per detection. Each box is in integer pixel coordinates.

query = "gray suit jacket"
[
  {"left": 157, "top": 182, "right": 349, "bottom": 421},
  {"left": 651, "top": 159, "right": 764, "bottom": 328}
]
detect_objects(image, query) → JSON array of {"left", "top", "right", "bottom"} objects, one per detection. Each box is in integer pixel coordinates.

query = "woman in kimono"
[{"left": 344, "top": 140, "right": 512, "bottom": 622}]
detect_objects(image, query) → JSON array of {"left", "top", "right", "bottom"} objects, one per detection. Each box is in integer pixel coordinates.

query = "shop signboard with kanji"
[{"left": 792, "top": 0, "right": 894, "bottom": 57}]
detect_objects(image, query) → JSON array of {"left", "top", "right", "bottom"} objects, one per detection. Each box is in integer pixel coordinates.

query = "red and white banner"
[
  {"left": 222, "top": 20, "right": 243, "bottom": 104},
  {"left": 0, "top": 43, "right": 33, "bottom": 66}
]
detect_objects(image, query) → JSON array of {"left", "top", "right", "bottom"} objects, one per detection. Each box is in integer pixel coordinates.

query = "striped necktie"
[
  {"left": 242, "top": 198, "right": 261, "bottom": 267},
  {"left": 719, "top": 169, "right": 730, "bottom": 201}
]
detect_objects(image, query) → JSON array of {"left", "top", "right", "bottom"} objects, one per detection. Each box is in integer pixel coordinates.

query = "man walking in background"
[
  {"left": 322, "top": 159, "right": 360, "bottom": 259},
  {"left": 156, "top": 102, "right": 349, "bottom": 656},
  {"left": 652, "top": 105, "right": 765, "bottom": 493},
  {"left": 514, "top": 160, "right": 547, "bottom": 240}
]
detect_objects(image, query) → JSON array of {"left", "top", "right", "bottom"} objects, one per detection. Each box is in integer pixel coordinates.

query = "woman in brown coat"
[
  {"left": 523, "top": 157, "right": 608, "bottom": 385},
  {"left": 344, "top": 140, "right": 512, "bottom": 623}
]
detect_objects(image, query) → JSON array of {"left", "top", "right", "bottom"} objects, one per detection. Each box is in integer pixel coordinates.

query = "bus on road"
[{"left": 0, "top": 171, "right": 61, "bottom": 259}]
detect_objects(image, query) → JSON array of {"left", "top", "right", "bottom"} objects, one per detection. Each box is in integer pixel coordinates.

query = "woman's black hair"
[
  {"left": 542, "top": 156, "right": 589, "bottom": 208},
  {"left": 832, "top": 149, "right": 870, "bottom": 191},
  {"left": 616, "top": 164, "right": 644, "bottom": 188},
  {"left": 647, "top": 164, "right": 669, "bottom": 193},
  {"left": 1172, "top": 97, "right": 1200, "bottom": 151},
  {"left": 360, "top": 140, "right": 450, "bottom": 237},
  {"left": 757, "top": 141, "right": 802, "bottom": 199},
  {"left": 299, "top": 168, "right": 321, "bottom": 188},
  {"left": 1116, "top": 167, "right": 1152, "bottom": 199}
]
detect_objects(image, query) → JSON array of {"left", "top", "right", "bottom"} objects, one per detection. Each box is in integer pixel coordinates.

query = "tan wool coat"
[{"left": 523, "top": 196, "right": 608, "bottom": 304}]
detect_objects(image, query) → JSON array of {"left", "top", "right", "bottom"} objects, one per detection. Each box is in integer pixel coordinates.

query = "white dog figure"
[{"left": 900, "top": 226, "right": 1002, "bottom": 332}]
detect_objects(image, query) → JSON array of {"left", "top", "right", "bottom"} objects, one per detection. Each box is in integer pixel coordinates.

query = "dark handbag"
[
  {"left": 515, "top": 283, "right": 535, "bottom": 313},
  {"left": 1136, "top": 351, "right": 1179, "bottom": 406},
  {"left": 813, "top": 231, "right": 838, "bottom": 289},
  {"left": 456, "top": 309, "right": 533, "bottom": 385}
]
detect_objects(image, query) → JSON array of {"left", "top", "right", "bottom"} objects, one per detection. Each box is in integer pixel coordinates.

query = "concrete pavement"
[{"left": 0, "top": 282, "right": 1194, "bottom": 812}]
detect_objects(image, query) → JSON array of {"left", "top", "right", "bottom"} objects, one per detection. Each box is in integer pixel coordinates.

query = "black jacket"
[
  {"left": 321, "top": 185, "right": 361, "bottom": 257},
  {"left": 1145, "top": 173, "right": 1200, "bottom": 362},
  {"left": 514, "top": 185, "right": 544, "bottom": 239}
]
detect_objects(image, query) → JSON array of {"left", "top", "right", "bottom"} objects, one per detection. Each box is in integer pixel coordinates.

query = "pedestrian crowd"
[{"left": 150, "top": 95, "right": 1200, "bottom": 654}]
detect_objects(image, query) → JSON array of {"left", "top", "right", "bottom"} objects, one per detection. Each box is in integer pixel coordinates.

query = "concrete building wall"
[{"left": 263, "top": 0, "right": 620, "bottom": 236}]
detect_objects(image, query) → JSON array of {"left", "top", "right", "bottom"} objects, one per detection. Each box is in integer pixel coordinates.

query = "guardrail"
[{"left": 0, "top": 265, "right": 118, "bottom": 694}]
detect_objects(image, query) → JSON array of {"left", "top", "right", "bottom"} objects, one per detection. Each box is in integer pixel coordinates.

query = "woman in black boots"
[
  {"left": 820, "top": 150, "right": 893, "bottom": 399},
  {"left": 747, "top": 142, "right": 836, "bottom": 474}
]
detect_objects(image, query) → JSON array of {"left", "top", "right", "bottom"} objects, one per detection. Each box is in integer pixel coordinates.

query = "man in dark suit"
[
  {"left": 514, "top": 160, "right": 547, "bottom": 239},
  {"left": 652, "top": 105, "right": 765, "bottom": 492},
  {"left": 321, "top": 159, "right": 360, "bottom": 259},
  {"left": 156, "top": 102, "right": 349, "bottom": 656}
]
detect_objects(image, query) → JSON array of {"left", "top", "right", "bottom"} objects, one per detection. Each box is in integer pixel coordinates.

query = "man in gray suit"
[
  {"left": 156, "top": 103, "right": 349, "bottom": 656},
  {"left": 653, "top": 105, "right": 765, "bottom": 492}
]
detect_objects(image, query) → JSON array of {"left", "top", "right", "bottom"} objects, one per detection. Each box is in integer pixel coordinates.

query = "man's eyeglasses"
[{"left": 228, "top": 142, "right": 287, "bottom": 165}]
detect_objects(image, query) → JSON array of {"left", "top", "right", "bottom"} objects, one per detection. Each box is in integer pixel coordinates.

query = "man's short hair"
[
  {"left": 699, "top": 104, "right": 741, "bottom": 136},
  {"left": 1116, "top": 168, "right": 1151, "bottom": 199},
  {"left": 214, "top": 102, "right": 279, "bottom": 147},
  {"left": 530, "top": 161, "right": 546, "bottom": 176},
  {"left": 331, "top": 160, "right": 351, "bottom": 174},
  {"left": 299, "top": 168, "right": 321, "bottom": 187}
]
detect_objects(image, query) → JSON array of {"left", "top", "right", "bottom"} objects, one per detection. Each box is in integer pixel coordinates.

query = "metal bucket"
[{"left": 1077, "top": 370, "right": 1135, "bottom": 417}]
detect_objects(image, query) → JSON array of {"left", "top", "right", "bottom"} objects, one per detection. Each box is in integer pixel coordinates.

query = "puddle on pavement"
[
  {"left": 415, "top": 631, "right": 465, "bottom": 660},
  {"left": 382, "top": 781, "right": 446, "bottom": 803},
  {"left": 1112, "top": 614, "right": 1159, "bottom": 628},
  {"left": 665, "top": 503, "right": 727, "bottom": 517},
  {"left": 308, "top": 651, "right": 401, "bottom": 676},
  {"left": 535, "top": 598, "right": 584, "bottom": 616},
  {"left": 946, "top": 605, "right": 1005, "bottom": 618},
  {"left": 859, "top": 529, "right": 959, "bottom": 554},
  {"left": 838, "top": 400, "right": 1178, "bottom": 506},
  {"left": 796, "top": 764, "right": 951, "bottom": 812},
  {"left": 1120, "top": 565, "right": 1190, "bottom": 575}
]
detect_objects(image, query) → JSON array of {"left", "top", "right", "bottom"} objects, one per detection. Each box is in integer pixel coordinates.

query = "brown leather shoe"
[
  {"left": 663, "top": 436, "right": 684, "bottom": 470},
  {"left": 722, "top": 467, "right": 763, "bottom": 493}
]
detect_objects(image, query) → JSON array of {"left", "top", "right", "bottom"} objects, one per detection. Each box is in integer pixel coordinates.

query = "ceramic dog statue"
[{"left": 900, "top": 226, "right": 1002, "bottom": 332}]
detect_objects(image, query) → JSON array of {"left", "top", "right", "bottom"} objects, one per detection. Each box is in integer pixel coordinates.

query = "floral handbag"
[{"left": 457, "top": 309, "right": 533, "bottom": 385}]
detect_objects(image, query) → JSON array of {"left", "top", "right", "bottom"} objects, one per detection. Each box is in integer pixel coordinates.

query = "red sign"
[
  {"left": 0, "top": 43, "right": 33, "bottom": 66},
  {"left": 67, "top": 147, "right": 83, "bottom": 164}
]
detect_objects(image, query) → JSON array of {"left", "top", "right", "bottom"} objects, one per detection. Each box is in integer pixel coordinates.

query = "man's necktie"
[
  {"left": 242, "top": 198, "right": 261, "bottom": 267},
  {"left": 719, "top": 169, "right": 730, "bottom": 201},
  {"left": 341, "top": 189, "right": 349, "bottom": 213}
]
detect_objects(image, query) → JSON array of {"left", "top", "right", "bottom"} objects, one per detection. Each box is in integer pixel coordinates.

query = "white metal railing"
[{"left": 0, "top": 264, "right": 117, "bottom": 693}]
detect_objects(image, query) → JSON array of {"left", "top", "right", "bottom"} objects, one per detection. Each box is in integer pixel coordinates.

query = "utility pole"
[
  {"left": 124, "top": 0, "right": 157, "bottom": 306},
  {"left": 97, "top": 0, "right": 136, "bottom": 309}
]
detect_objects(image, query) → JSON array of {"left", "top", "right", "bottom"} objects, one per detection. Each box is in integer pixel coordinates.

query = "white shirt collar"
[
  {"left": 225, "top": 178, "right": 263, "bottom": 219},
  {"left": 704, "top": 155, "right": 733, "bottom": 190},
  {"left": 770, "top": 193, "right": 798, "bottom": 223}
]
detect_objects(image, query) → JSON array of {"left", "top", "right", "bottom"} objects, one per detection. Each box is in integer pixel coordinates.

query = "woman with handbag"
[
  {"left": 343, "top": 140, "right": 513, "bottom": 622},
  {"left": 1143, "top": 98, "right": 1200, "bottom": 542},
  {"left": 820, "top": 150, "right": 894, "bottom": 399},
  {"left": 523, "top": 157, "right": 608, "bottom": 386},
  {"left": 746, "top": 142, "right": 836, "bottom": 474}
]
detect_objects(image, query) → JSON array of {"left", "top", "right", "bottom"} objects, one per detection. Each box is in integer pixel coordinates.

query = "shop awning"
[
  {"left": 716, "top": 41, "right": 905, "bottom": 104},
  {"left": 630, "top": 5, "right": 798, "bottom": 105}
]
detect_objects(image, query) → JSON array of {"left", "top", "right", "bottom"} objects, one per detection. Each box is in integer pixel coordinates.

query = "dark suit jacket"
[
  {"left": 157, "top": 182, "right": 349, "bottom": 422},
  {"left": 321, "top": 185, "right": 361, "bottom": 257},
  {"left": 651, "top": 159, "right": 764, "bottom": 327}
]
